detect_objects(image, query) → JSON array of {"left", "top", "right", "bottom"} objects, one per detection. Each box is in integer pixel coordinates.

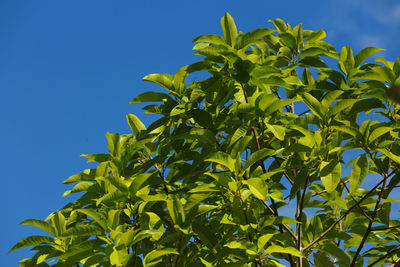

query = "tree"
[{"left": 10, "top": 12, "right": 400, "bottom": 267}]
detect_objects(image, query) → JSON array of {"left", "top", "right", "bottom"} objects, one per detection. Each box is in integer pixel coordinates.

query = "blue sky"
[{"left": 1, "top": 0, "right": 400, "bottom": 265}]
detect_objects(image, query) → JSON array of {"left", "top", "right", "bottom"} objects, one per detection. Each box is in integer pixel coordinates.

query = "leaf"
[
  {"left": 60, "top": 225, "right": 103, "bottom": 237},
  {"left": 320, "top": 90, "right": 343, "bottom": 109},
  {"left": 97, "top": 191, "right": 127, "bottom": 205},
  {"left": 245, "top": 178, "right": 268, "bottom": 200},
  {"left": 257, "top": 233, "right": 275, "bottom": 250},
  {"left": 354, "top": 47, "right": 384, "bottom": 67},
  {"left": 326, "top": 99, "right": 360, "bottom": 118},
  {"left": 221, "top": 12, "right": 238, "bottom": 47},
  {"left": 394, "top": 56, "right": 400, "bottom": 76},
  {"left": 192, "top": 34, "right": 226, "bottom": 45},
  {"left": 20, "top": 219, "right": 55, "bottom": 236},
  {"left": 167, "top": 195, "right": 185, "bottom": 226},
  {"left": 320, "top": 161, "right": 341, "bottom": 193},
  {"left": 63, "top": 169, "right": 96, "bottom": 184},
  {"left": 128, "top": 91, "right": 172, "bottom": 104},
  {"left": 184, "top": 193, "right": 211, "bottom": 211},
  {"left": 205, "top": 152, "right": 236, "bottom": 172},
  {"left": 330, "top": 125, "right": 358, "bottom": 137},
  {"left": 299, "top": 47, "right": 330, "bottom": 58},
  {"left": 378, "top": 149, "right": 400, "bottom": 164},
  {"left": 189, "top": 109, "right": 213, "bottom": 128},
  {"left": 243, "top": 148, "right": 276, "bottom": 171},
  {"left": 9, "top": 236, "right": 54, "bottom": 253},
  {"left": 263, "top": 245, "right": 303, "bottom": 257},
  {"left": 238, "top": 28, "right": 274, "bottom": 49},
  {"left": 231, "top": 125, "right": 248, "bottom": 145},
  {"left": 269, "top": 18, "right": 287, "bottom": 33},
  {"left": 349, "top": 154, "right": 368, "bottom": 194},
  {"left": 313, "top": 252, "right": 334, "bottom": 267},
  {"left": 321, "top": 242, "right": 350, "bottom": 265},
  {"left": 107, "top": 175, "right": 128, "bottom": 192},
  {"left": 339, "top": 46, "right": 355, "bottom": 75},
  {"left": 143, "top": 73, "right": 175, "bottom": 93},
  {"left": 143, "top": 248, "right": 179, "bottom": 267},
  {"left": 300, "top": 92, "right": 324, "bottom": 118},
  {"left": 279, "top": 32, "right": 297, "bottom": 52},
  {"left": 306, "top": 29, "right": 326, "bottom": 42},
  {"left": 129, "top": 173, "right": 153, "bottom": 195},
  {"left": 63, "top": 181, "right": 94, "bottom": 197},
  {"left": 266, "top": 124, "right": 286, "bottom": 141},
  {"left": 50, "top": 211, "right": 66, "bottom": 236},
  {"left": 369, "top": 126, "right": 393, "bottom": 143},
  {"left": 81, "top": 153, "right": 110, "bottom": 163},
  {"left": 127, "top": 114, "right": 146, "bottom": 136},
  {"left": 77, "top": 209, "right": 108, "bottom": 231}
]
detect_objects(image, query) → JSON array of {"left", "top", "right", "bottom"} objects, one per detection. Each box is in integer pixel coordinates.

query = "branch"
[
  {"left": 367, "top": 245, "right": 400, "bottom": 267},
  {"left": 302, "top": 178, "right": 385, "bottom": 252},
  {"left": 350, "top": 146, "right": 393, "bottom": 266}
]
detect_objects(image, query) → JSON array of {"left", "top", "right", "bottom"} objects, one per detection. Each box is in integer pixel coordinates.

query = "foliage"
[{"left": 11, "top": 13, "right": 400, "bottom": 267}]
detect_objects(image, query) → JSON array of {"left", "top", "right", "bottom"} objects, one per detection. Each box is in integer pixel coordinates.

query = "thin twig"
[
  {"left": 367, "top": 245, "right": 400, "bottom": 267},
  {"left": 302, "top": 178, "right": 385, "bottom": 252}
]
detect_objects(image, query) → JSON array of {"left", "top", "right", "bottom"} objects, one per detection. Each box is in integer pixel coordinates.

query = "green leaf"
[
  {"left": 354, "top": 47, "right": 384, "bottom": 67},
  {"left": 378, "top": 149, "right": 400, "bottom": 164},
  {"left": 321, "top": 242, "right": 350, "bottom": 265},
  {"left": 9, "top": 236, "right": 54, "bottom": 253},
  {"left": 167, "top": 195, "right": 185, "bottom": 226},
  {"left": 190, "top": 109, "right": 213, "bottom": 128},
  {"left": 263, "top": 245, "right": 303, "bottom": 257},
  {"left": 300, "top": 92, "right": 324, "bottom": 118},
  {"left": 77, "top": 209, "right": 108, "bottom": 231},
  {"left": 320, "top": 161, "right": 341, "bottom": 193},
  {"left": 129, "top": 173, "right": 153, "bottom": 195},
  {"left": 349, "top": 154, "right": 368, "bottom": 194},
  {"left": 127, "top": 114, "right": 146, "bottom": 136},
  {"left": 50, "top": 211, "right": 66, "bottom": 236},
  {"left": 266, "top": 124, "right": 286, "bottom": 141},
  {"left": 306, "top": 29, "right": 326, "bottom": 42},
  {"left": 231, "top": 125, "right": 248, "bottom": 145},
  {"left": 243, "top": 148, "right": 276, "bottom": 171},
  {"left": 321, "top": 90, "right": 343, "bottom": 109},
  {"left": 205, "top": 151, "right": 236, "bottom": 172},
  {"left": 257, "top": 233, "right": 275, "bottom": 250},
  {"left": 326, "top": 99, "right": 360, "bottom": 118},
  {"left": 264, "top": 98, "right": 298, "bottom": 115},
  {"left": 279, "top": 32, "right": 297, "bottom": 52},
  {"left": 107, "top": 175, "right": 128, "bottom": 192},
  {"left": 184, "top": 193, "right": 211, "bottom": 211},
  {"left": 192, "top": 34, "right": 226, "bottom": 45},
  {"left": 63, "top": 181, "right": 94, "bottom": 197},
  {"left": 238, "top": 28, "right": 274, "bottom": 49},
  {"left": 339, "top": 46, "right": 355, "bottom": 75},
  {"left": 394, "top": 56, "right": 400, "bottom": 76},
  {"left": 128, "top": 91, "right": 172, "bottom": 104},
  {"left": 269, "top": 18, "right": 287, "bottom": 33},
  {"left": 97, "top": 191, "right": 127, "bottom": 205},
  {"left": 143, "top": 73, "right": 175, "bottom": 93},
  {"left": 221, "top": 12, "right": 238, "bottom": 47},
  {"left": 245, "top": 178, "right": 268, "bottom": 200},
  {"left": 173, "top": 65, "right": 188, "bottom": 94},
  {"left": 143, "top": 248, "right": 179, "bottom": 267},
  {"left": 60, "top": 225, "right": 103, "bottom": 237},
  {"left": 63, "top": 169, "right": 96, "bottom": 184},
  {"left": 20, "top": 219, "right": 55, "bottom": 236},
  {"left": 369, "top": 126, "right": 393, "bottom": 143},
  {"left": 313, "top": 252, "right": 334, "bottom": 267}
]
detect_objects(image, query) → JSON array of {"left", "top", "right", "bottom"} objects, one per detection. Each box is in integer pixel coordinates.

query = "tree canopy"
[{"left": 11, "top": 13, "right": 400, "bottom": 267}]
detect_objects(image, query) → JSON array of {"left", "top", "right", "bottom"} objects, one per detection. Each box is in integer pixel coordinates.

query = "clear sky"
[{"left": 1, "top": 0, "right": 400, "bottom": 265}]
